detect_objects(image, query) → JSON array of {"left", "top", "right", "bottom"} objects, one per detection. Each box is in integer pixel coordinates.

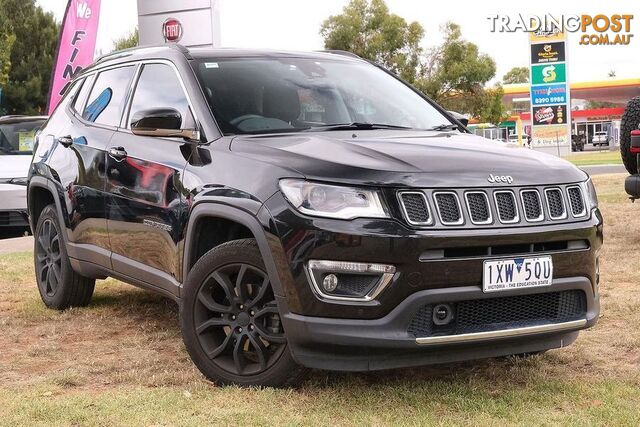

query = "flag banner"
[{"left": 47, "top": 0, "right": 101, "bottom": 114}]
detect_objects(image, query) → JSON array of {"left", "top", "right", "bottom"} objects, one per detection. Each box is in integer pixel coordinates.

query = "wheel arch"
[
  {"left": 182, "top": 203, "right": 287, "bottom": 300},
  {"left": 28, "top": 177, "right": 66, "bottom": 239}
]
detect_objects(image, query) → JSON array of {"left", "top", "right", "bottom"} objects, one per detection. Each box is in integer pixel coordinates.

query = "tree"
[
  {"left": 0, "top": 0, "right": 59, "bottom": 115},
  {"left": 113, "top": 28, "right": 139, "bottom": 51},
  {"left": 320, "top": 0, "right": 424, "bottom": 83},
  {"left": 416, "top": 23, "right": 505, "bottom": 124},
  {"left": 502, "top": 66, "right": 529, "bottom": 84}
]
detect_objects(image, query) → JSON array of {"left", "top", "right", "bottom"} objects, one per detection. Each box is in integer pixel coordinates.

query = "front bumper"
[
  {"left": 0, "top": 183, "right": 29, "bottom": 228},
  {"left": 280, "top": 276, "right": 598, "bottom": 371}
]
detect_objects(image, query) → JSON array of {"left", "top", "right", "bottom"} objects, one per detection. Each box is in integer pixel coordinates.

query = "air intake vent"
[
  {"left": 399, "top": 192, "right": 431, "bottom": 225},
  {"left": 545, "top": 188, "right": 566, "bottom": 219},
  {"left": 521, "top": 190, "right": 543, "bottom": 222},
  {"left": 494, "top": 191, "right": 518, "bottom": 223},
  {"left": 465, "top": 192, "right": 491, "bottom": 224},
  {"left": 567, "top": 186, "right": 586, "bottom": 217},
  {"left": 434, "top": 192, "right": 463, "bottom": 225}
]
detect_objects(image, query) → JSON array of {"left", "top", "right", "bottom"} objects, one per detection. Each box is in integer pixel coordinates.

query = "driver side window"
[{"left": 128, "top": 63, "right": 193, "bottom": 130}]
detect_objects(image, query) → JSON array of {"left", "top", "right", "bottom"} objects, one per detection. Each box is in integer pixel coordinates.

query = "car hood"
[
  {"left": 230, "top": 131, "right": 587, "bottom": 187},
  {"left": 0, "top": 155, "right": 32, "bottom": 179}
]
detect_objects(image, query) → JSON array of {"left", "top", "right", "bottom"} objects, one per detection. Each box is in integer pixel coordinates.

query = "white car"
[
  {"left": 0, "top": 115, "right": 47, "bottom": 233},
  {"left": 592, "top": 131, "right": 610, "bottom": 147}
]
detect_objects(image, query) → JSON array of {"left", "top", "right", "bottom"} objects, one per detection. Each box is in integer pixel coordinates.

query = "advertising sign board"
[{"left": 530, "top": 83, "right": 568, "bottom": 106}]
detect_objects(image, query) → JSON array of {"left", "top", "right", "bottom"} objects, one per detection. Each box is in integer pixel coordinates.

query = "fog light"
[
  {"left": 322, "top": 274, "right": 339, "bottom": 292},
  {"left": 433, "top": 304, "right": 454, "bottom": 326}
]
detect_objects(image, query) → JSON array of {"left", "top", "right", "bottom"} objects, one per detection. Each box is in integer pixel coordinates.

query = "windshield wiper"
[
  {"left": 304, "top": 122, "right": 413, "bottom": 132},
  {"left": 429, "top": 124, "right": 460, "bottom": 131}
]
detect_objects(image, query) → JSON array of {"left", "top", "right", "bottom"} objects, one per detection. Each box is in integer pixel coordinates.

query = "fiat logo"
[{"left": 162, "top": 18, "right": 183, "bottom": 43}]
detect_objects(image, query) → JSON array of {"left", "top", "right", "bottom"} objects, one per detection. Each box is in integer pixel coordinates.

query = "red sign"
[{"left": 162, "top": 18, "right": 183, "bottom": 43}]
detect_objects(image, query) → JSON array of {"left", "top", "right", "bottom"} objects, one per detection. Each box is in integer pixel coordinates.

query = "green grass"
[{"left": 564, "top": 150, "right": 623, "bottom": 166}]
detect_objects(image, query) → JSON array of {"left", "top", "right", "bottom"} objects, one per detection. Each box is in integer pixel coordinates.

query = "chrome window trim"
[
  {"left": 433, "top": 191, "right": 464, "bottom": 226},
  {"left": 305, "top": 260, "right": 396, "bottom": 303},
  {"left": 464, "top": 191, "right": 493, "bottom": 225},
  {"left": 520, "top": 189, "right": 544, "bottom": 222},
  {"left": 415, "top": 319, "right": 587, "bottom": 345},
  {"left": 544, "top": 187, "right": 568, "bottom": 220},
  {"left": 493, "top": 190, "right": 520, "bottom": 224},
  {"left": 567, "top": 185, "right": 587, "bottom": 218},
  {"left": 397, "top": 191, "right": 433, "bottom": 226}
]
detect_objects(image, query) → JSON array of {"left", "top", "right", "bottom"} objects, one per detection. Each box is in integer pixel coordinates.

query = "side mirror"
[{"left": 130, "top": 108, "right": 200, "bottom": 141}]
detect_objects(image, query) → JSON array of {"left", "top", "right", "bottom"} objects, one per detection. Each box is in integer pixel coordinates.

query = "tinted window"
[
  {"left": 73, "top": 75, "right": 95, "bottom": 114},
  {"left": 0, "top": 120, "right": 46, "bottom": 155},
  {"left": 193, "top": 58, "right": 452, "bottom": 135},
  {"left": 128, "top": 63, "right": 192, "bottom": 129},
  {"left": 84, "top": 66, "right": 135, "bottom": 126}
]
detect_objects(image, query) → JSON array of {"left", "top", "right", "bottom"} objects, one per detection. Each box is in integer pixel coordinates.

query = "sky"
[{"left": 36, "top": 0, "right": 640, "bottom": 84}]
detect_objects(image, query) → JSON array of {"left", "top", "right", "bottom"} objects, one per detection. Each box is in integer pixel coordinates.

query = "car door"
[{"left": 105, "top": 61, "right": 194, "bottom": 295}]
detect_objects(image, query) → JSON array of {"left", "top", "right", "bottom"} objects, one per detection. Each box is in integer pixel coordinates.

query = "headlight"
[
  {"left": 582, "top": 178, "right": 598, "bottom": 210},
  {"left": 279, "top": 179, "right": 388, "bottom": 219}
]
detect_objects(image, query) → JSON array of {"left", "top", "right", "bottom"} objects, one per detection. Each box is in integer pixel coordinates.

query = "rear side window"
[
  {"left": 83, "top": 66, "right": 135, "bottom": 126},
  {"left": 73, "top": 75, "right": 95, "bottom": 114},
  {"left": 128, "top": 63, "right": 193, "bottom": 129}
]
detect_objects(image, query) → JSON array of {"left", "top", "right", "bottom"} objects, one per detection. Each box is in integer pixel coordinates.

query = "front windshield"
[
  {"left": 0, "top": 120, "right": 45, "bottom": 155},
  {"left": 192, "top": 57, "right": 453, "bottom": 135}
]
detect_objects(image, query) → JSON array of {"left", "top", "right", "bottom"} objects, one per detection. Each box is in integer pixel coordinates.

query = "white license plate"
[{"left": 483, "top": 256, "right": 553, "bottom": 293}]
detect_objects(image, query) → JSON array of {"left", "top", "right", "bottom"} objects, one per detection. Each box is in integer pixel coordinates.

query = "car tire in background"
[
  {"left": 34, "top": 205, "right": 95, "bottom": 310},
  {"left": 180, "top": 238, "right": 309, "bottom": 387},
  {"left": 620, "top": 96, "right": 640, "bottom": 174}
]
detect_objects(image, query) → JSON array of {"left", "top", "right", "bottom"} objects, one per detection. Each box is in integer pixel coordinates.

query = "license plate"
[{"left": 483, "top": 256, "right": 553, "bottom": 293}]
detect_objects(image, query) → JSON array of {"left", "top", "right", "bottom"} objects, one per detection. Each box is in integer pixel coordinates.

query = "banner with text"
[
  {"left": 529, "top": 29, "right": 571, "bottom": 148},
  {"left": 48, "top": 0, "right": 101, "bottom": 114}
]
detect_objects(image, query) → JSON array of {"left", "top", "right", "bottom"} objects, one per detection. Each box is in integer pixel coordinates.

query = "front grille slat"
[
  {"left": 399, "top": 192, "right": 431, "bottom": 225},
  {"left": 494, "top": 191, "right": 518, "bottom": 223},
  {"left": 408, "top": 290, "right": 587, "bottom": 338},
  {"left": 545, "top": 188, "right": 566, "bottom": 219},
  {"left": 434, "top": 192, "right": 463, "bottom": 225},
  {"left": 521, "top": 190, "right": 544, "bottom": 222},
  {"left": 465, "top": 192, "right": 491, "bottom": 224},
  {"left": 567, "top": 186, "right": 586, "bottom": 217}
]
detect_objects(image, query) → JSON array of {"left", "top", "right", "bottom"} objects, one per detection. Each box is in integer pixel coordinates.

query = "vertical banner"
[
  {"left": 529, "top": 27, "right": 571, "bottom": 154},
  {"left": 47, "top": 0, "right": 101, "bottom": 114}
]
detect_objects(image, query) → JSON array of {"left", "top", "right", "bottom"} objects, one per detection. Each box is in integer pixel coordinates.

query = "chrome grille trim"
[
  {"left": 433, "top": 191, "right": 464, "bottom": 225},
  {"left": 493, "top": 190, "right": 519, "bottom": 224},
  {"left": 544, "top": 187, "right": 567, "bottom": 220},
  {"left": 520, "top": 189, "right": 544, "bottom": 222},
  {"left": 397, "top": 191, "right": 433, "bottom": 226},
  {"left": 567, "top": 185, "right": 587, "bottom": 217},
  {"left": 464, "top": 191, "right": 492, "bottom": 225}
]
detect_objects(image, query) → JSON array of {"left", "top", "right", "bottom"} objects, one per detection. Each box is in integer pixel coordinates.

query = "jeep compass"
[{"left": 27, "top": 45, "right": 602, "bottom": 387}]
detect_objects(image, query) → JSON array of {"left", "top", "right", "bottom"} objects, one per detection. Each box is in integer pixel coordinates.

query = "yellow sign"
[
  {"left": 18, "top": 131, "right": 36, "bottom": 152},
  {"left": 532, "top": 125, "right": 570, "bottom": 145},
  {"left": 529, "top": 29, "right": 566, "bottom": 43}
]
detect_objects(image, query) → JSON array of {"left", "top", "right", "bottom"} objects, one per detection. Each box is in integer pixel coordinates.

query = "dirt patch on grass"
[{"left": 0, "top": 174, "right": 639, "bottom": 425}]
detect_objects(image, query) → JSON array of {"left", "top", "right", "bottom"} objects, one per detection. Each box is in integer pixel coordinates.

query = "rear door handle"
[
  {"left": 58, "top": 135, "right": 73, "bottom": 147},
  {"left": 108, "top": 146, "right": 128, "bottom": 162}
]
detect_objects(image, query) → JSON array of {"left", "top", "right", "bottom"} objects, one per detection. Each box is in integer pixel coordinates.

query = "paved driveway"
[{"left": 0, "top": 236, "right": 33, "bottom": 254}]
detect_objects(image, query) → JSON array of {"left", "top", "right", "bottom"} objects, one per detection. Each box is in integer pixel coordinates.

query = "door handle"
[
  {"left": 58, "top": 135, "right": 73, "bottom": 147},
  {"left": 108, "top": 146, "right": 128, "bottom": 162}
]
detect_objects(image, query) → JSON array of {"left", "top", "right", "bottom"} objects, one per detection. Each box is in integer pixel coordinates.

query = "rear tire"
[
  {"left": 180, "top": 238, "right": 308, "bottom": 387},
  {"left": 621, "top": 96, "right": 640, "bottom": 174},
  {"left": 34, "top": 205, "right": 95, "bottom": 310}
]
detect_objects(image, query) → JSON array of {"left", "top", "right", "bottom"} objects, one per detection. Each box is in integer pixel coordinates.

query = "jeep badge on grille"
[{"left": 488, "top": 174, "right": 514, "bottom": 184}]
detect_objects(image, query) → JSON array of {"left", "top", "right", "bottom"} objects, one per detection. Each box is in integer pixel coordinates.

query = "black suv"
[{"left": 28, "top": 45, "right": 602, "bottom": 387}]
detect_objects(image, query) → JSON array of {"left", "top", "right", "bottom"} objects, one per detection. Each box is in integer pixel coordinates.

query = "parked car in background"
[
  {"left": 0, "top": 115, "right": 47, "bottom": 234},
  {"left": 592, "top": 131, "right": 610, "bottom": 147}
]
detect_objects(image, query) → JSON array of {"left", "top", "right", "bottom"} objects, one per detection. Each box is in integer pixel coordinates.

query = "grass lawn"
[
  {"left": 564, "top": 150, "right": 623, "bottom": 166},
  {"left": 1, "top": 174, "right": 639, "bottom": 426}
]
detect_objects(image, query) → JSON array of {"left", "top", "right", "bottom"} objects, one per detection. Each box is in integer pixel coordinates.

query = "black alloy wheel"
[{"left": 35, "top": 218, "right": 63, "bottom": 298}]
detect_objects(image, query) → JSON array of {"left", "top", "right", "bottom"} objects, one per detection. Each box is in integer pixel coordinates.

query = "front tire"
[
  {"left": 34, "top": 204, "right": 95, "bottom": 310},
  {"left": 621, "top": 96, "right": 640, "bottom": 174},
  {"left": 180, "top": 238, "right": 308, "bottom": 387}
]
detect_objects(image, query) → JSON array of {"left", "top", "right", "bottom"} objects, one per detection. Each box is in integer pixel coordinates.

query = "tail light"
[{"left": 630, "top": 130, "right": 640, "bottom": 154}]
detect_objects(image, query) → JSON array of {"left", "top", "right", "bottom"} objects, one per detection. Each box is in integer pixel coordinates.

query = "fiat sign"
[{"left": 162, "top": 18, "right": 183, "bottom": 43}]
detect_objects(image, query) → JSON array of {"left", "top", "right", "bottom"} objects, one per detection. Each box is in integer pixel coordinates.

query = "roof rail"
[
  {"left": 319, "top": 50, "right": 362, "bottom": 59},
  {"left": 94, "top": 43, "right": 192, "bottom": 64}
]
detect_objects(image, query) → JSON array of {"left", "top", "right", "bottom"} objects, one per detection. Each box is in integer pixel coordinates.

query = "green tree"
[
  {"left": 0, "top": 0, "right": 59, "bottom": 115},
  {"left": 320, "top": 0, "right": 424, "bottom": 83},
  {"left": 416, "top": 23, "right": 505, "bottom": 124},
  {"left": 502, "top": 66, "right": 529, "bottom": 84},
  {"left": 113, "top": 28, "right": 139, "bottom": 51}
]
